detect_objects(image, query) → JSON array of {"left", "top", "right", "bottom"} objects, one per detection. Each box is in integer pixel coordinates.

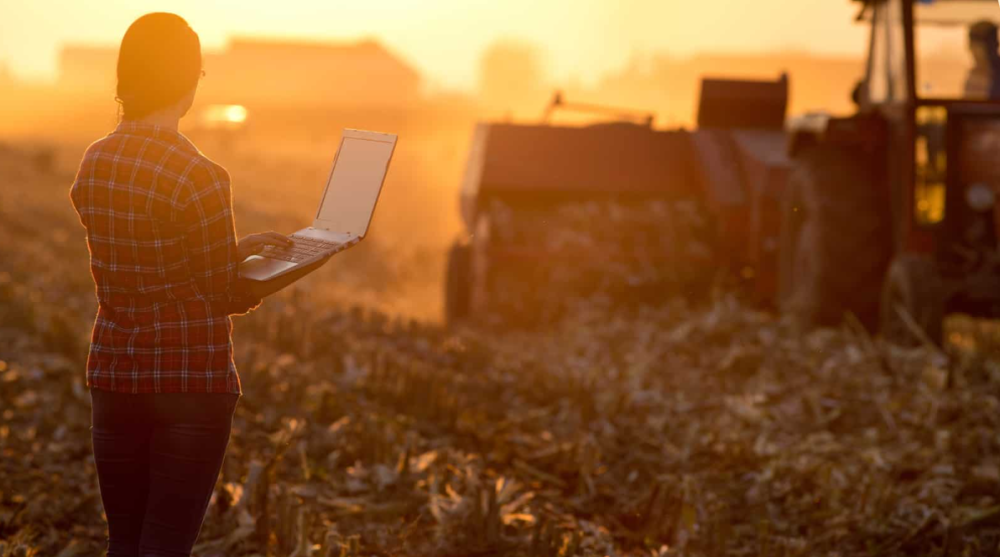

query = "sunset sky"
[{"left": 0, "top": 0, "right": 883, "bottom": 90}]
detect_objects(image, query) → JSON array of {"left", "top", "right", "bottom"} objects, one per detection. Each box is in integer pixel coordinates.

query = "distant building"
[{"left": 58, "top": 37, "right": 422, "bottom": 107}]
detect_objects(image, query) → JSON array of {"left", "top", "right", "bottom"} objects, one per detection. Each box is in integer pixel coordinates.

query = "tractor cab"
[
  {"left": 861, "top": 0, "right": 1000, "bottom": 253},
  {"left": 783, "top": 0, "right": 1000, "bottom": 343}
]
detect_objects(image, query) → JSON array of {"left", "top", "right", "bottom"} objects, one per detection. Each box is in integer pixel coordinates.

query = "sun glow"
[
  {"left": 200, "top": 104, "right": 247, "bottom": 128},
  {"left": 224, "top": 105, "right": 248, "bottom": 123}
]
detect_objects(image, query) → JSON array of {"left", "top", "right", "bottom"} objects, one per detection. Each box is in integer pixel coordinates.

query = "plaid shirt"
[{"left": 70, "top": 121, "right": 260, "bottom": 394}]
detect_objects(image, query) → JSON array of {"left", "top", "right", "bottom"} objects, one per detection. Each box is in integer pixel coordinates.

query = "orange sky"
[{"left": 0, "top": 0, "right": 877, "bottom": 90}]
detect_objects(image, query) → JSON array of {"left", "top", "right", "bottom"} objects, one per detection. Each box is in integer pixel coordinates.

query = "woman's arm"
[{"left": 179, "top": 162, "right": 271, "bottom": 315}]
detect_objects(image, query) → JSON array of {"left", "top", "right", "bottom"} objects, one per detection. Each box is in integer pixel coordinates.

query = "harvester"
[
  {"left": 445, "top": 78, "right": 791, "bottom": 327},
  {"left": 448, "top": 0, "right": 1000, "bottom": 345}
]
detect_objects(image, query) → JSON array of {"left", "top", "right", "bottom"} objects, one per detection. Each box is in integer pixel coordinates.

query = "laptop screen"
[{"left": 316, "top": 135, "right": 395, "bottom": 236}]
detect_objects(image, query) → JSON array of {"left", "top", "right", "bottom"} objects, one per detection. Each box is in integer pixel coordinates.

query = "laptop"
[{"left": 239, "top": 128, "right": 397, "bottom": 282}]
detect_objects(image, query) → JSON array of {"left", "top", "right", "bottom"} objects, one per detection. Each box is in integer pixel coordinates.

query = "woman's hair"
[{"left": 116, "top": 13, "right": 202, "bottom": 119}]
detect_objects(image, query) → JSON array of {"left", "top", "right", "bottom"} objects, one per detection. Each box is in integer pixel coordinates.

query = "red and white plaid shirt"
[{"left": 70, "top": 121, "right": 260, "bottom": 394}]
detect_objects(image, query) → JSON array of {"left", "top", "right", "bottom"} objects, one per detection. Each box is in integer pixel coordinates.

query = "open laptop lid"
[{"left": 313, "top": 129, "right": 397, "bottom": 238}]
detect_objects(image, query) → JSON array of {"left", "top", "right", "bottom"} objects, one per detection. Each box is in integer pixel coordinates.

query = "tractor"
[
  {"left": 446, "top": 0, "right": 1000, "bottom": 343},
  {"left": 783, "top": 0, "right": 1000, "bottom": 345}
]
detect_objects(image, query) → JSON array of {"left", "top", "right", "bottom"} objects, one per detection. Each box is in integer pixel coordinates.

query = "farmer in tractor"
[{"left": 965, "top": 20, "right": 1000, "bottom": 100}]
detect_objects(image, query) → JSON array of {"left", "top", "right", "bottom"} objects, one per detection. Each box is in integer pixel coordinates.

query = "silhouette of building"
[{"left": 58, "top": 37, "right": 422, "bottom": 107}]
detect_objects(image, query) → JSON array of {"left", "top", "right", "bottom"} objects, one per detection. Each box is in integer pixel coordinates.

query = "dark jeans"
[{"left": 90, "top": 389, "right": 239, "bottom": 557}]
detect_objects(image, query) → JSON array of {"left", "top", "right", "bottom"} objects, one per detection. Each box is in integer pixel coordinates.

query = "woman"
[{"left": 70, "top": 13, "right": 292, "bottom": 556}]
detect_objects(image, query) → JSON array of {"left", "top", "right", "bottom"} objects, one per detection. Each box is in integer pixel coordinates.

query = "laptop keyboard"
[{"left": 260, "top": 235, "right": 342, "bottom": 263}]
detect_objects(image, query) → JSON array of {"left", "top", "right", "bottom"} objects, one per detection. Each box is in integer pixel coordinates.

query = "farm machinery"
[
  {"left": 445, "top": 77, "right": 792, "bottom": 327},
  {"left": 784, "top": 0, "right": 1000, "bottom": 344},
  {"left": 447, "top": 0, "right": 1000, "bottom": 344}
]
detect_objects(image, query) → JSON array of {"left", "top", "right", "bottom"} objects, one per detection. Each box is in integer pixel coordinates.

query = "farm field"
[{"left": 3, "top": 137, "right": 1000, "bottom": 557}]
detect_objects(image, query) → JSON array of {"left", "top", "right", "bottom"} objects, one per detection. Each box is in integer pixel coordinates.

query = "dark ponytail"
[{"left": 116, "top": 13, "right": 201, "bottom": 120}]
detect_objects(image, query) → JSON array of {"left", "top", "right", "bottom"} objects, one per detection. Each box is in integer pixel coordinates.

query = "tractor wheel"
[
  {"left": 879, "top": 254, "right": 945, "bottom": 346},
  {"left": 778, "top": 145, "right": 892, "bottom": 331},
  {"left": 445, "top": 241, "right": 472, "bottom": 327}
]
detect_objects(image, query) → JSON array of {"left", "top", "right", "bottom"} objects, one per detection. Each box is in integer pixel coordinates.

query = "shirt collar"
[{"left": 113, "top": 120, "right": 200, "bottom": 155}]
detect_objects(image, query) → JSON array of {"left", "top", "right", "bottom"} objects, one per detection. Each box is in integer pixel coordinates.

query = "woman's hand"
[{"left": 237, "top": 232, "right": 294, "bottom": 260}]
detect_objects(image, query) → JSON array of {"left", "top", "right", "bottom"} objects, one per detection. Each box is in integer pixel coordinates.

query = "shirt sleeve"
[
  {"left": 69, "top": 181, "right": 86, "bottom": 230},
  {"left": 179, "top": 160, "right": 261, "bottom": 316},
  {"left": 69, "top": 148, "right": 94, "bottom": 230}
]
